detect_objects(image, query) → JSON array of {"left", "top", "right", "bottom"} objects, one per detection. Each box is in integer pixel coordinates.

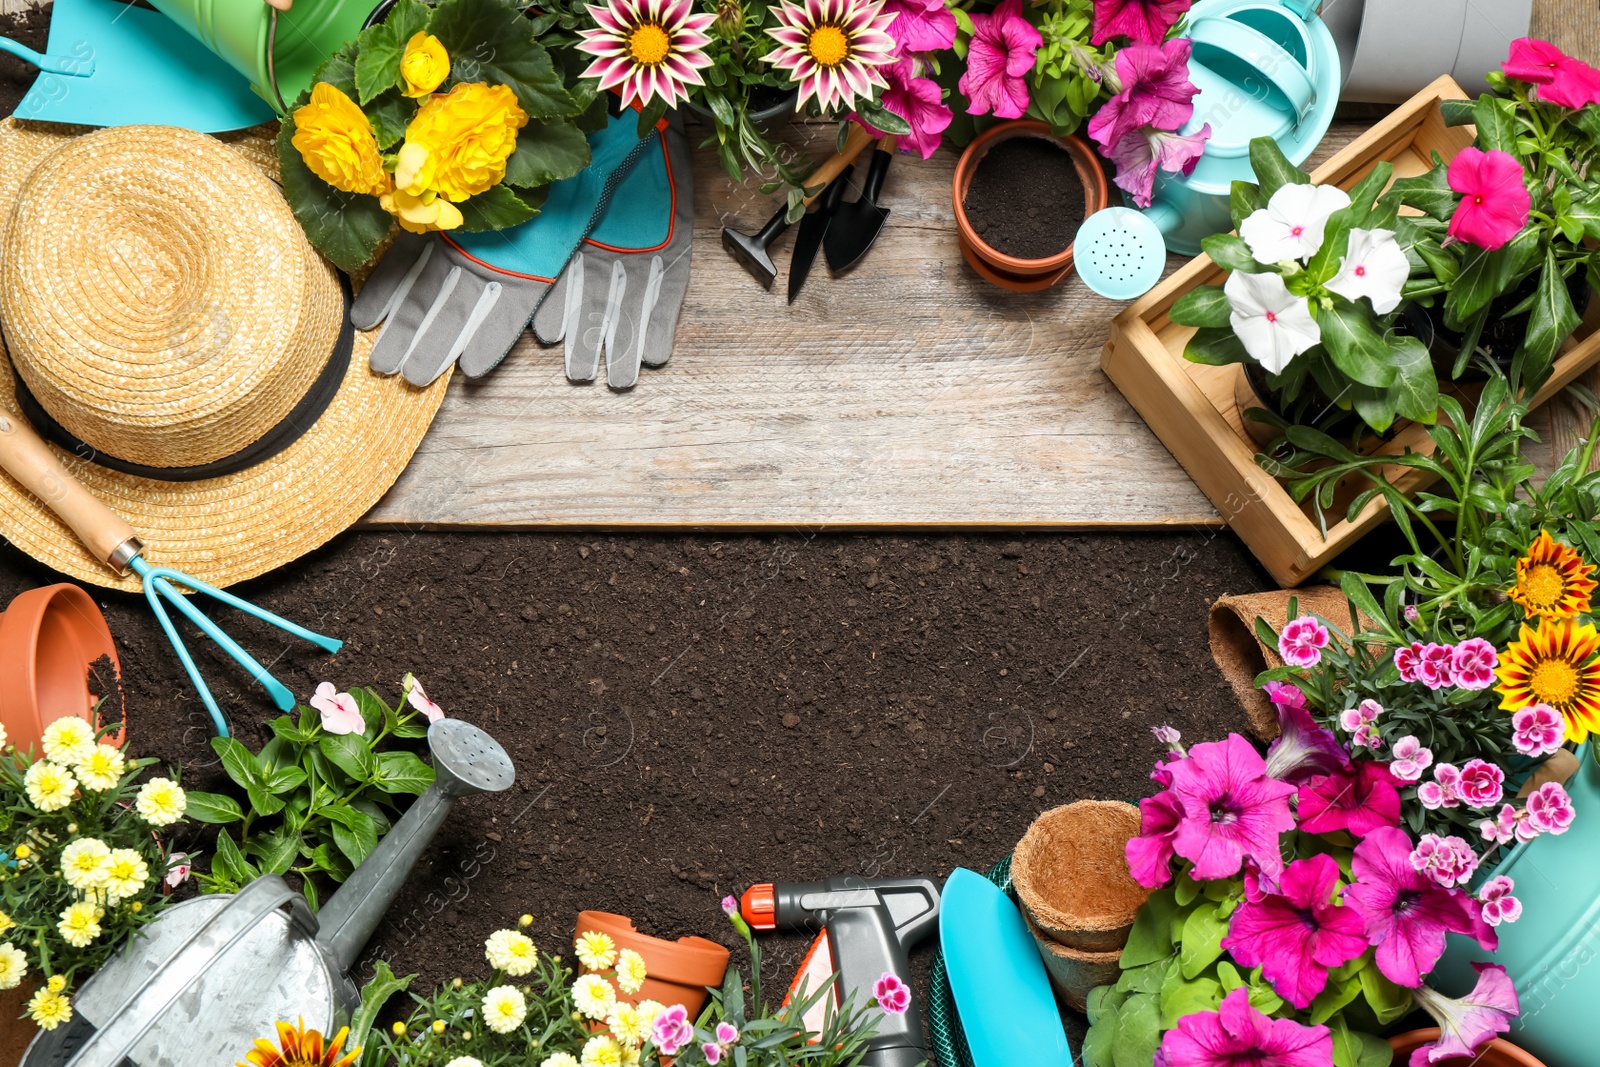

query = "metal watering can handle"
[{"left": 1188, "top": 15, "right": 1317, "bottom": 122}]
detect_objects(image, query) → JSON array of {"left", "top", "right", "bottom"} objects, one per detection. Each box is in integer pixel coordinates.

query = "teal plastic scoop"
[{"left": 9, "top": 0, "right": 274, "bottom": 132}]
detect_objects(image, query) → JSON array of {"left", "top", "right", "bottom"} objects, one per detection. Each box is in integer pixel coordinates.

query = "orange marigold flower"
[
  {"left": 239, "top": 1020, "right": 361, "bottom": 1067},
  {"left": 1496, "top": 618, "right": 1600, "bottom": 743},
  {"left": 1509, "top": 530, "right": 1597, "bottom": 621}
]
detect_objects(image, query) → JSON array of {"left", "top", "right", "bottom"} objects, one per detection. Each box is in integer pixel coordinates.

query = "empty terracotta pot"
[
  {"left": 0, "top": 583, "right": 122, "bottom": 755},
  {"left": 1013, "top": 801, "right": 1149, "bottom": 952},
  {"left": 575, "top": 911, "right": 730, "bottom": 1018},
  {"left": 1388, "top": 1028, "right": 1545, "bottom": 1066}
]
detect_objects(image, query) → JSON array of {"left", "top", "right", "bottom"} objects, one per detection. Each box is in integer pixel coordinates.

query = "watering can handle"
[
  {"left": 1188, "top": 16, "right": 1317, "bottom": 122},
  {"left": 0, "top": 411, "right": 143, "bottom": 572},
  {"left": 0, "top": 35, "right": 94, "bottom": 77}
]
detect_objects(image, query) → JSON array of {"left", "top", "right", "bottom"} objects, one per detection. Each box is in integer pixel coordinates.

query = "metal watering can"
[{"left": 21, "top": 718, "right": 515, "bottom": 1067}]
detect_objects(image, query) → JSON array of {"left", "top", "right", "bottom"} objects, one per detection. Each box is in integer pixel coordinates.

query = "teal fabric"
[{"left": 587, "top": 134, "right": 672, "bottom": 250}]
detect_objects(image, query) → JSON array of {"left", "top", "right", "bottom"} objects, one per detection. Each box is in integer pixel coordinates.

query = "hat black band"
[{"left": 13, "top": 275, "right": 354, "bottom": 484}]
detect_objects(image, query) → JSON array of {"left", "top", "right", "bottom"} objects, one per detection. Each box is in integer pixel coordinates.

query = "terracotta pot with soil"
[
  {"left": 1208, "top": 585, "right": 1359, "bottom": 740},
  {"left": 0, "top": 583, "right": 123, "bottom": 755},
  {"left": 575, "top": 911, "right": 730, "bottom": 1018},
  {"left": 1387, "top": 1028, "right": 1545, "bottom": 1066},
  {"left": 952, "top": 120, "right": 1109, "bottom": 292}
]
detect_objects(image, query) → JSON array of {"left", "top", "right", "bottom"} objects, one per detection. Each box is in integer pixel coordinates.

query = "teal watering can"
[
  {"left": 1433, "top": 744, "right": 1600, "bottom": 1067},
  {"left": 1076, "top": 0, "right": 1342, "bottom": 298}
]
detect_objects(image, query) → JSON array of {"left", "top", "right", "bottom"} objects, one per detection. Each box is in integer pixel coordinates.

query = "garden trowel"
[
  {"left": 787, "top": 166, "right": 855, "bottom": 303},
  {"left": 823, "top": 135, "right": 896, "bottom": 274}
]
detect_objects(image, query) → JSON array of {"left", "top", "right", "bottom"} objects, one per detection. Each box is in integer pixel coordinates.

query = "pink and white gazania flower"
[
  {"left": 1478, "top": 876, "right": 1522, "bottom": 927},
  {"left": 578, "top": 0, "right": 716, "bottom": 109},
  {"left": 1106, "top": 123, "right": 1211, "bottom": 209},
  {"left": 1409, "top": 964, "right": 1520, "bottom": 1066},
  {"left": 1224, "top": 271, "right": 1321, "bottom": 374},
  {"left": 1389, "top": 736, "right": 1433, "bottom": 782},
  {"left": 1416, "top": 642, "right": 1456, "bottom": 690},
  {"left": 1239, "top": 183, "right": 1352, "bottom": 264},
  {"left": 766, "top": 0, "right": 899, "bottom": 112},
  {"left": 1511, "top": 703, "right": 1564, "bottom": 756},
  {"left": 1326, "top": 227, "right": 1408, "bottom": 314},
  {"left": 1456, "top": 759, "right": 1504, "bottom": 809},
  {"left": 311, "top": 681, "right": 364, "bottom": 736},
  {"left": 1409, "top": 833, "right": 1478, "bottom": 888},
  {"left": 1278, "top": 615, "right": 1331, "bottom": 668},
  {"left": 1524, "top": 781, "right": 1576, "bottom": 835},
  {"left": 1450, "top": 638, "right": 1498, "bottom": 691},
  {"left": 1419, "top": 764, "right": 1463, "bottom": 810}
]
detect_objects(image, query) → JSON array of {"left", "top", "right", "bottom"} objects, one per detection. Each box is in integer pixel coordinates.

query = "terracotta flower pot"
[
  {"left": 575, "top": 911, "right": 730, "bottom": 1019},
  {"left": 1013, "top": 801, "right": 1148, "bottom": 953},
  {"left": 1388, "top": 1028, "right": 1546, "bottom": 1066},
  {"left": 0, "top": 583, "right": 122, "bottom": 756},
  {"left": 952, "top": 120, "right": 1109, "bottom": 292}
]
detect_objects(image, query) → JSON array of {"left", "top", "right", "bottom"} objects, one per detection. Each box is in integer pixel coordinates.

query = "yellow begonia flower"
[
  {"left": 396, "top": 82, "right": 528, "bottom": 202},
  {"left": 292, "top": 83, "right": 394, "bottom": 197},
  {"left": 401, "top": 32, "right": 451, "bottom": 97},
  {"left": 379, "top": 187, "right": 465, "bottom": 234},
  {"left": 27, "top": 987, "right": 71, "bottom": 1030}
]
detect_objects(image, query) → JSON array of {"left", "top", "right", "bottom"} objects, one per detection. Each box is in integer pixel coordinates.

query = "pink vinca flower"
[
  {"left": 765, "top": 0, "right": 899, "bottom": 112},
  {"left": 1297, "top": 761, "right": 1401, "bottom": 838},
  {"left": 1167, "top": 734, "right": 1298, "bottom": 881},
  {"left": 1409, "top": 833, "right": 1478, "bottom": 888},
  {"left": 651, "top": 1004, "right": 694, "bottom": 1056},
  {"left": 1126, "top": 788, "right": 1185, "bottom": 887},
  {"left": 1418, "top": 763, "right": 1463, "bottom": 810},
  {"left": 874, "top": 972, "right": 911, "bottom": 1014},
  {"left": 1087, "top": 39, "right": 1202, "bottom": 151},
  {"left": 1457, "top": 759, "right": 1505, "bottom": 808},
  {"left": 1262, "top": 693, "right": 1350, "bottom": 784},
  {"left": 857, "top": 57, "right": 951, "bottom": 160},
  {"left": 883, "top": 0, "right": 956, "bottom": 52},
  {"left": 1524, "top": 781, "right": 1576, "bottom": 835},
  {"left": 1447, "top": 148, "right": 1531, "bottom": 251},
  {"left": 959, "top": 0, "right": 1041, "bottom": 119},
  {"left": 1478, "top": 876, "right": 1522, "bottom": 927},
  {"left": 1278, "top": 615, "right": 1331, "bottom": 668},
  {"left": 1091, "top": 0, "right": 1191, "bottom": 46},
  {"left": 310, "top": 682, "right": 364, "bottom": 736},
  {"left": 1504, "top": 37, "right": 1600, "bottom": 109},
  {"left": 1389, "top": 735, "right": 1433, "bottom": 782},
  {"left": 1395, "top": 642, "right": 1425, "bottom": 682},
  {"left": 1220, "top": 854, "right": 1368, "bottom": 1008},
  {"left": 578, "top": 0, "right": 717, "bottom": 109},
  {"left": 1451, "top": 638, "right": 1498, "bottom": 691},
  {"left": 1512, "top": 704, "right": 1564, "bottom": 757},
  {"left": 165, "top": 852, "right": 193, "bottom": 888},
  {"left": 1107, "top": 124, "right": 1211, "bottom": 209},
  {"left": 1326, "top": 227, "right": 1408, "bottom": 313},
  {"left": 404, "top": 673, "right": 445, "bottom": 722},
  {"left": 1346, "top": 826, "right": 1496, "bottom": 987},
  {"left": 1416, "top": 643, "right": 1456, "bottom": 690},
  {"left": 1409, "top": 963, "right": 1520, "bottom": 1066},
  {"left": 1156, "top": 987, "right": 1331, "bottom": 1067}
]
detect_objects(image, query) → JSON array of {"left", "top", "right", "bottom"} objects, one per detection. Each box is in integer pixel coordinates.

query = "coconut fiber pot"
[
  {"left": 0, "top": 583, "right": 121, "bottom": 755},
  {"left": 1387, "top": 1028, "right": 1546, "bottom": 1066},
  {"left": 1013, "top": 801, "right": 1148, "bottom": 953},
  {"left": 575, "top": 911, "right": 730, "bottom": 1018}
]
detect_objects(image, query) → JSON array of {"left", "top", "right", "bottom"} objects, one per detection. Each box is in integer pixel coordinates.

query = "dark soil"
[
  {"left": 0, "top": 5, "right": 47, "bottom": 117},
  {"left": 963, "top": 137, "right": 1086, "bottom": 261}
]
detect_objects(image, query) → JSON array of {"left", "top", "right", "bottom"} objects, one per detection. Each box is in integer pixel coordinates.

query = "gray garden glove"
[{"left": 531, "top": 112, "right": 693, "bottom": 389}]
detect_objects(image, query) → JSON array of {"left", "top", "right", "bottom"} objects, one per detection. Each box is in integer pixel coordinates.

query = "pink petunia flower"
[
  {"left": 652, "top": 1004, "right": 694, "bottom": 1056},
  {"left": 883, "top": 0, "right": 956, "bottom": 52},
  {"left": 1524, "top": 781, "right": 1576, "bottom": 835},
  {"left": 856, "top": 57, "right": 951, "bottom": 160},
  {"left": 1126, "top": 788, "right": 1185, "bottom": 887},
  {"left": 1395, "top": 642, "right": 1425, "bottom": 682},
  {"left": 1277, "top": 616, "right": 1331, "bottom": 668},
  {"left": 874, "top": 972, "right": 911, "bottom": 1014},
  {"left": 1106, "top": 124, "right": 1211, "bottom": 209},
  {"left": 310, "top": 681, "right": 364, "bottom": 736},
  {"left": 1419, "top": 763, "right": 1463, "bottom": 810},
  {"left": 1451, "top": 639, "right": 1498, "bottom": 691},
  {"left": 1087, "top": 39, "right": 1202, "bottom": 151},
  {"left": 1480, "top": 803, "right": 1521, "bottom": 846},
  {"left": 404, "top": 673, "right": 445, "bottom": 722},
  {"left": 1409, "top": 833, "right": 1479, "bottom": 888},
  {"left": 1297, "top": 761, "right": 1402, "bottom": 838},
  {"left": 1416, "top": 643, "right": 1456, "bottom": 690},
  {"left": 1503, "top": 37, "right": 1600, "bottom": 109},
  {"left": 1167, "top": 734, "right": 1298, "bottom": 881},
  {"left": 1389, "top": 736, "right": 1433, "bottom": 782},
  {"left": 1220, "top": 854, "right": 1368, "bottom": 1008},
  {"left": 1447, "top": 148, "right": 1531, "bottom": 251},
  {"left": 1478, "top": 876, "right": 1522, "bottom": 927},
  {"left": 958, "top": 0, "right": 1041, "bottom": 119},
  {"left": 1346, "top": 826, "right": 1496, "bottom": 987},
  {"left": 1156, "top": 987, "right": 1331, "bottom": 1067},
  {"left": 1091, "top": 0, "right": 1191, "bottom": 46},
  {"left": 1457, "top": 759, "right": 1505, "bottom": 809},
  {"left": 1511, "top": 704, "right": 1564, "bottom": 757},
  {"left": 1409, "top": 963, "right": 1520, "bottom": 1066},
  {"left": 1263, "top": 694, "right": 1350, "bottom": 784}
]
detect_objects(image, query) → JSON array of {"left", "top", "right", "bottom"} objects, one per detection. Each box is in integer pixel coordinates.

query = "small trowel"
[
  {"left": 823, "top": 135, "right": 896, "bottom": 274},
  {"left": 787, "top": 166, "right": 854, "bottom": 303}
]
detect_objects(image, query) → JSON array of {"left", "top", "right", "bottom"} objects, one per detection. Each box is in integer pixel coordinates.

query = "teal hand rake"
[{"left": 0, "top": 411, "right": 340, "bottom": 737}]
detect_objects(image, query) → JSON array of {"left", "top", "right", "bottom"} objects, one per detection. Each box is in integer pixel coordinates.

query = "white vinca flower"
[
  {"left": 1226, "top": 271, "right": 1322, "bottom": 374},
  {"left": 1326, "top": 227, "right": 1409, "bottom": 314},
  {"left": 1240, "top": 183, "right": 1352, "bottom": 264}
]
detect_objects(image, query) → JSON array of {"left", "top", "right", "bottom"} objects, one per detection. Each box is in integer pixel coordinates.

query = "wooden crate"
[{"left": 1100, "top": 74, "right": 1600, "bottom": 588}]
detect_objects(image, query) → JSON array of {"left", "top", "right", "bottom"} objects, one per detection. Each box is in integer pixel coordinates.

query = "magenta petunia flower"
[
  {"left": 1167, "top": 734, "right": 1297, "bottom": 881},
  {"left": 1503, "top": 37, "right": 1600, "bottom": 109},
  {"left": 1395, "top": 642, "right": 1424, "bottom": 682},
  {"left": 1447, "top": 148, "right": 1531, "bottom": 251},
  {"left": 856, "top": 57, "right": 951, "bottom": 160},
  {"left": 1126, "top": 787, "right": 1185, "bottom": 887},
  {"left": 765, "top": 0, "right": 899, "bottom": 112},
  {"left": 1091, "top": 0, "right": 1191, "bottom": 46},
  {"left": 1389, "top": 735, "right": 1433, "bottom": 782},
  {"left": 1512, "top": 704, "right": 1564, "bottom": 756},
  {"left": 1263, "top": 693, "right": 1352, "bottom": 785},
  {"left": 874, "top": 971, "right": 911, "bottom": 1014},
  {"left": 1409, "top": 833, "right": 1478, "bottom": 888},
  {"left": 1277, "top": 615, "right": 1331, "bottom": 669},
  {"left": 1451, "top": 638, "right": 1498, "bottom": 690},
  {"left": 1156, "top": 987, "right": 1331, "bottom": 1067},
  {"left": 1106, "top": 124, "right": 1211, "bottom": 209},
  {"left": 1346, "top": 826, "right": 1495, "bottom": 987},
  {"left": 1409, "top": 964, "right": 1520, "bottom": 1066},
  {"left": 1416, "top": 642, "right": 1456, "bottom": 690},
  {"left": 1220, "top": 854, "right": 1368, "bottom": 1008},
  {"left": 1478, "top": 876, "right": 1522, "bottom": 927},
  {"left": 958, "top": 0, "right": 1041, "bottom": 119},
  {"left": 578, "top": 0, "right": 716, "bottom": 109},
  {"left": 1524, "top": 781, "right": 1576, "bottom": 835},
  {"left": 882, "top": 0, "right": 956, "bottom": 52},
  {"left": 1297, "top": 761, "right": 1401, "bottom": 838},
  {"left": 1087, "top": 39, "right": 1202, "bottom": 151},
  {"left": 1457, "top": 759, "right": 1505, "bottom": 808}
]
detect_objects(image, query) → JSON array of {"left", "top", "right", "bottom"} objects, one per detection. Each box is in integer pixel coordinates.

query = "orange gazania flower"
[
  {"left": 238, "top": 1020, "right": 361, "bottom": 1067},
  {"left": 1509, "top": 530, "right": 1597, "bottom": 620},
  {"left": 1497, "top": 618, "right": 1600, "bottom": 742}
]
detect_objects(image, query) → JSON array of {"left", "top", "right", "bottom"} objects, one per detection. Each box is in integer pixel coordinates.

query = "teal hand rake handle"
[
  {"left": 0, "top": 410, "right": 341, "bottom": 736},
  {"left": 0, "top": 34, "right": 95, "bottom": 77}
]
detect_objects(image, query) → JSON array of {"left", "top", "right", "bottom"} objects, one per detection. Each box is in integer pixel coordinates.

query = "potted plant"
[
  {"left": 1389, "top": 1028, "right": 1546, "bottom": 1066},
  {"left": 574, "top": 911, "right": 732, "bottom": 1019}
]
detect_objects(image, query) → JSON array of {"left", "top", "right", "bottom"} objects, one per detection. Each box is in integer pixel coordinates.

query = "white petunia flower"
[
  {"left": 1240, "top": 183, "right": 1352, "bottom": 264},
  {"left": 1326, "top": 227, "right": 1410, "bottom": 314},
  {"left": 1226, "top": 271, "right": 1322, "bottom": 374}
]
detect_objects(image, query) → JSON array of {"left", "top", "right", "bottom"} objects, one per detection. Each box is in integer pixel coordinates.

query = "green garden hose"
[{"left": 926, "top": 856, "right": 1014, "bottom": 1067}]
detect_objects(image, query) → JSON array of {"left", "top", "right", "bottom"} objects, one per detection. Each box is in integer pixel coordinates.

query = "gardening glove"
[
  {"left": 530, "top": 111, "right": 693, "bottom": 390},
  {"left": 350, "top": 110, "right": 655, "bottom": 386}
]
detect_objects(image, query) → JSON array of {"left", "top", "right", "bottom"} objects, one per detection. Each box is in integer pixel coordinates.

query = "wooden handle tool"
[
  {"left": 0, "top": 411, "right": 143, "bottom": 572},
  {"left": 802, "top": 124, "right": 875, "bottom": 207}
]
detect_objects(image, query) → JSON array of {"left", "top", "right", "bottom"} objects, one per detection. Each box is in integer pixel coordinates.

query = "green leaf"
[
  {"left": 1445, "top": 226, "right": 1540, "bottom": 325},
  {"left": 430, "top": 0, "right": 575, "bottom": 118},
  {"left": 1111, "top": 993, "right": 1162, "bottom": 1067},
  {"left": 1391, "top": 165, "right": 1456, "bottom": 221},
  {"left": 1319, "top": 299, "right": 1399, "bottom": 387},
  {"left": 350, "top": 961, "right": 416, "bottom": 1056},
  {"left": 183, "top": 790, "right": 244, "bottom": 824},
  {"left": 311, "top": 841, "right": 355, "bottom": 882},
  {"left": 349, "top": 687, "right": 388, "bottom": 737},
  {"left": 1117, "top": 959, "right": 1172, "bottom": 996},
  {"left": 1229, "top": 180, "right": 1261, "bottom": 231},
  {"left": 353, "top": 0, "right": 432, "bottom": 103},
  {"left": 1185, "top": 326, "right": 1250, "bottom": 366},
  {"left": 366, "top": 88, "right": 414, "bottom": 150},
  {"left": 1517, "top": 248, "right": 1581, "bottom": 389},
  {"left": 855, "top": 98, "right": 912, "bottom": 137},
  {"left": 1389, "top": 334, "right": 1441, "bottom": 423},
  {"left": 1308, "top": 965, "right": 1364, "bottom": 1025},
  {"left": 275, "top": 109, "right": 392, "bottom": 273},
  {"left": 325, "top": 804, "right": 381, "bottom": 867},
  {"left": 1179, "top": 901, "right": 1228, "bottom": 979},
  {"left": 211, "top": 735, "right": 262, "bottom": 791},
  {"left": 374, "top": 751, "right": 434, "bottom": 795},
  {"left": 1202, "top": 233, "right": 1266, "bottom": 273},
  {"left": 1082, "top": 1001, "right": 1120, "bottom": 1067},
  {"left": 1122, "top": 887, "right": 1180, "bottom": 967},
  {"left": 246, "top": 781, "right": 287, "bottom": 818},
  {"left": 269, "top": 713, "right": 316, "bottom": 745},
  {"left": 250, "top": 825, "right": 304, "bottom": 876},
  {"left": 1440, "top": 98, "right": 1476, "bottom": 126},
  {"left": 1249, "top": 135, "right": 1309, "bottom": 199},
  {"left": 320, "top": 733, "right": 379, "bottom": 783},
  {"left": 1174, "top": 870, "right": 1201, "bottom": 906},
  {"left": 1473, "top": 94, "right": 1519, "bottom": 155},
  {"left": 1359, "top": 959, "right": 1414, "bottom": 1026},
  {"left": 265, "top": 766, "right": 308, "bottom": 795},
  {"left": 457, "top": 184, "right": 541, "bottom": 232},
  {"left": 1170, "top": 286, "right": 1232, "bottom": 328},
  {"left": 212, "top": 828, "right": 254, "bottom": 884},
  {"left": 504, "top": 119, "right": 592, "bottom": 189},
  {"left": 1329, "top": 1015, "right": 1393, "bottom": 1067},
  {"left": 1305, "top": 204, "right": 1355, "bottom": 283},
  {"left": 1159, "top": 970, "right": 1221, "bottom": 1029}
]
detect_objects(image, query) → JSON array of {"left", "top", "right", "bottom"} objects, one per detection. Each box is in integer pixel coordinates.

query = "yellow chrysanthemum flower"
[
  {"left": 582, "top": 1035, "right": 623, "bottom": 1067},
  {"left": 27, "top": 987, "right": 71, "bottom": 1030},
  {"left": 540, "top": 1055, "right": 581, "bottom": 1067},
  {"left": 482, "top": 985, "right": 527, "bottom": 1033},
  {"left": 24, "top": 760, "right": 76, "bottom": 812},
  {"left": 607, "top": 1003, "right": 646, "bottom": 1048},
  {"left": 401, "top": 32, "right": 451, "bottom": 97},
  {"left": 0, "top": 911, "right": 15, "bottom": 935},
  {"left": 292, "top": 83, "right": 394, "bottom": 197},
  {"left": 0, "top": 943, "right": 25, "bottom": 990},
  {"left": 395, "top": 82, "right": 528, "bottom": 202},
  {"left": 615, "top": 948, "right": 647, "bottom": 994},
  {"left": 103, "top": 847, "right": 149, "bottom": 902},
  {"left": 135, "top": 777, "right": 186, "bottom": 826},
  {"left": 78, "top": 744, "right": 127, "bottom": 792},
  {"left": 444, "top": 1058, "right": 485, "bottom": 1067},
  {"left": 572, "top": 973, "right": 617, "bottom": 1021},
  {"left": 1498, "top": 618, "right": 1600, "bottom": 741},
  {"left": 41, "top": 717, "right": 95, "bottom": 766},
  {"left": 1510, "top": 531, "right": 1598, "bottom": 621},
  {"left": 58, "top": 901, "right": 104, "bottom": 948},
  {"left": 485, "top": 928, "right": 538, "bottom": 976},
  {"left": 633, "top": 999, "right": 666, "bottom": 1031},
  {"left": 60, "top": 837, "right": 111, "bottom": 891},
  {"left": 575, "top": 930, "right": 618, "bottom": 971},
  {"left": 239, "top": 1019, "right": 362, "bottom": 1067}
]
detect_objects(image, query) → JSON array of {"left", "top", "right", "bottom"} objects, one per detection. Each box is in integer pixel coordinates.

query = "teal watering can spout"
[
  {"left": 1145, "top": 202, "right": 1182, "bottom": 238},
  {"left": 0, "top": 35, "right": 94, "bottom": 77}
]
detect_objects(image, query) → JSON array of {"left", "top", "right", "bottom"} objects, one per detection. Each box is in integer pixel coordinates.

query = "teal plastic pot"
[
  {"left": 1433, "top": 743, "right": 1599, "bottom": 1067},
  {"left": 146, "top": 0, "right": 378, "bottom": 112}
]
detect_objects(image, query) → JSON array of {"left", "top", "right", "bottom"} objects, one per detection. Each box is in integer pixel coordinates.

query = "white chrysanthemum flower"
[
  {"left": 485, "top": 928, "right": 538, "bottom": 976},
  {"left": 575, "top": 930, "right": 618, "bottom": 971},
  {"left": 540, "top": 1055, "right": 581, "bottom": 1067},
  {"left": 634, "top": 999, "right": 667, "bottom": 1031},
  {"left": 608, "top": 1002, "right": 647, "bottom": 1048},
  {"left": 26, "top": 987, "right": 71, "bottom": 1030},
  {"left": 482, "top": 985, "right": 527, "bottom": 1034},
  {"left": 25, "top": 761, "right": 77, "bottom": 812},
  {"left": 444, "top": 1058, "right": 485, "bottom": 1067},
  {"left": 572, "top": 973, "right": 618, "bottom": 1020},
  {"left": 582, "top": 1035, "right": 623, "bottom": 1067},
  {"left": 134, "top": 778, "right": 186, "bottom": 826},
  {"left": 615, "top": 948, "right": 647, "bottom": 994},
  {"left": 77, "top": 744, "right": 126, "bottom": 792},
  {"left": 60, "top": 838, "right": 111, "bottom": 891},
  {"left": 102, "top": 848, "right": 149, "bottom": 903},
  {"left": 0, "top": 943, "right": 26, "bottom": 990},
  {"left": 41, "top": 717, "right": 95, "bottom": 767},
  {"left": 57, "top": 902, "right": 103, "bottom": 948}
]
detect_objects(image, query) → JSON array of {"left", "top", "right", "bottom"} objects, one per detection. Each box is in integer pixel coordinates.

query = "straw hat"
[{"left": 0, "top": 121, "right": 450, "bottom": 592}]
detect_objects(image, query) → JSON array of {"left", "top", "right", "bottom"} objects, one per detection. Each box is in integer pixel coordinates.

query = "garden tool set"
[
  {"left": 19, "top": 718, "right": 515, "bottom": 1067},
  {"left": 822, "top": 135, "right": 897, "bottom": 275}
]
